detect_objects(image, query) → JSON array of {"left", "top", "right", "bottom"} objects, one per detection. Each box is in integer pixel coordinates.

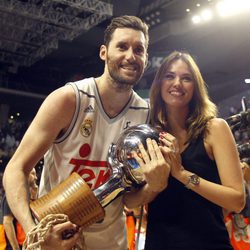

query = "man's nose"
[{"left": 125, "top": 48, "right": 136, "bottom": 61}]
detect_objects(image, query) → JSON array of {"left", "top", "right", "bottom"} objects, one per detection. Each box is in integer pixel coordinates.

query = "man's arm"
[
  {"left": 3, "top": 86, "right": 82, "bottom": 249},
  {"left": 123, "top": 183, "right": 161, "bottom": 208},
  {"left": 3, "top": 86, "right": 75, "bottom": 233},
  {"left": 3, "top": 214, "right": 20, "bottom": 250}
]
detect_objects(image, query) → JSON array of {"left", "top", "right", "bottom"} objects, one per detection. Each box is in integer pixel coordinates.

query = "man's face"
[{"left": 102, "top": 28, "right": 148, "bottom": 86}]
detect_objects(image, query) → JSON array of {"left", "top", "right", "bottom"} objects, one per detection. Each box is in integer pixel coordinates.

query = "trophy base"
[{"left": 30, "top": 172, "right": 105, "bottom": 228}]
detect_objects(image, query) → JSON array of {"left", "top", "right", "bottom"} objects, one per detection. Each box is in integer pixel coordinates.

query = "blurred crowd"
[
  {"left": 0, "top": 120, "right": 29, "bottom": 203},
  {"left": 228, "top": 105, "right": 249, "bottom": 141},
  {"left": 0, "top": 120, "right": 28, "bottom": 170},
  {"left": 0, "top": 119, "right": 43, "bottom": 204}
]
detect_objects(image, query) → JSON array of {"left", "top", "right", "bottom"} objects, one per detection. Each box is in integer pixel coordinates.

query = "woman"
[{"left": 135, "top": 51, "right": 246, "bottom": 249}]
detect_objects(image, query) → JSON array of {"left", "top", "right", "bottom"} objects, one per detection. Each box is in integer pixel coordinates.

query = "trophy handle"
[
  {"left": 93, "top": 166, "right": 125, "bottom": 207},
  {"left": 93, "top": 143, "right": 128, "bottom": 207}
]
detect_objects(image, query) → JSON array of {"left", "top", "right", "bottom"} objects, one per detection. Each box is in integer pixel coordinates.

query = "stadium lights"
[
  {"left": 245, "top": 79, "right": 250, "bottom": 84},
  {"left": 192, "top": 8, "right": 213, "bottom": 24},
  {"left": 191, "top": 0, "right": 250, "bottom": 25},
  {"left": 192, "top": 15, "right": 202, "bottom": 24},
  {"left": 201, "top": 9, "right": 213, "bottom": 21},
  {"left": 216, "top": 0, "right": 250, "bottom": 17}
]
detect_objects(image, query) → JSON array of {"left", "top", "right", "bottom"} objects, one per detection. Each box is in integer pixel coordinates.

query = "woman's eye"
[
  {"left": 165, "top": 74, "right": 174, "bottom": 80},
  {"left": 182, "top": 77, "right": 192, "bottom": 82}
]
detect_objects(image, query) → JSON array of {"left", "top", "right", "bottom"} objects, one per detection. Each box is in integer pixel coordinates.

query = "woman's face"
[{"left": 161, "top": 59, "right": 194, "bottom": 110}]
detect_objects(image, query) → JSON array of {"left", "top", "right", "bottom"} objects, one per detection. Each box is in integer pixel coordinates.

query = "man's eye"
[
  {"left": 135, "top": 47, "right": 144, "bottom": 55},
  {"left": 118, "top": 44, "right": 127, "bottom": 50}
]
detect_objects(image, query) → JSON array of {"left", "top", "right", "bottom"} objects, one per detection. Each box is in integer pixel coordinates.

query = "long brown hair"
[{"left": 150, "top": 51, "right": 217, "bottom": 143}]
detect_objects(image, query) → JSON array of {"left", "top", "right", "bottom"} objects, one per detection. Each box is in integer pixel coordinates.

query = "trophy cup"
[{"left": 30, "top": 124, "right": 160, "bottom": 228}]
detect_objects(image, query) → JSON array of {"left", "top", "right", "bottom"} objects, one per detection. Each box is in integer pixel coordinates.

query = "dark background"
[{"left": 0, "top": 0, "right": 249, "bottom": 122}]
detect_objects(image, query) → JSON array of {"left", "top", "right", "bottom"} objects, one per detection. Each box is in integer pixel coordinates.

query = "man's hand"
[{"left": 31, "top": 221, "right": 83, "bottom": 250}]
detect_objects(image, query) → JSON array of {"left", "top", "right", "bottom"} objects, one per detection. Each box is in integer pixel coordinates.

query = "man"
[
  {"left": 1, "top": 168, "right": 38, "bottom": 250},
  {"left": 3, "top": 15, "right": 151, "bottom": 250}
]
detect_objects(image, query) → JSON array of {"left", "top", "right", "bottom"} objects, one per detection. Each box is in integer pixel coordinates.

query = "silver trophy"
[{"left": 94, "top": 124, "right": 160, "bottom": 207}]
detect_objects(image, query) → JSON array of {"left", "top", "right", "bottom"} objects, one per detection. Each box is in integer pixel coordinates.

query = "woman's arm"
[{"left": 169, "top": 118, "right": 245, "bottom": 213}]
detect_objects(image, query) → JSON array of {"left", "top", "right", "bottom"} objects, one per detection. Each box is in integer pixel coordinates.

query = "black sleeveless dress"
[{"left": 145, "top": 136, "right": 233, "bottom": 250}]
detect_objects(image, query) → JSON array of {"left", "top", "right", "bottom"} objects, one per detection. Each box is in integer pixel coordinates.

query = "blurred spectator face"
[
  {"left": 28, "top": 168, "right": 37, "bottom": 188},
  {"left": 28, "top": 168, "right": 38, "bottom": 200}
]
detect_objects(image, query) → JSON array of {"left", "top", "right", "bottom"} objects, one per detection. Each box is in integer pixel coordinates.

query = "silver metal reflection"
[{"left": 94, "top": 124, "right": 160, "bottom": 207}]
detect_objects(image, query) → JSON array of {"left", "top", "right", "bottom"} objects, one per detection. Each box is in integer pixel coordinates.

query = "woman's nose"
[{"left": 172, "top": 77, "right": 181, "bottom": 86}]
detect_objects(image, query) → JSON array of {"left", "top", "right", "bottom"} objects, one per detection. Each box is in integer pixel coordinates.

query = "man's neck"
[{"left": 95, "top": 76, "right": 133, "bottom": 118}]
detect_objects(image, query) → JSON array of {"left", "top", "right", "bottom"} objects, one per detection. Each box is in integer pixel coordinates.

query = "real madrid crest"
[{"left": 80, "top": 119, "right": 93, "bottom": 137}]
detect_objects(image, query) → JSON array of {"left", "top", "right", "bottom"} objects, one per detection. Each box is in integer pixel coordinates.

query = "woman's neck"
[{"left": 166, "top": 107, "right": 188, "bottom": 133}]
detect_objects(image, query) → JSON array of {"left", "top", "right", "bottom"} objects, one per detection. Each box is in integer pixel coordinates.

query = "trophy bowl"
[{"left": 108, "top": 124, "right": 161, "bottom": 188}]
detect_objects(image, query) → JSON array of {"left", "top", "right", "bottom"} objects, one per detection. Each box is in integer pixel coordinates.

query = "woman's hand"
[
  {"left": 159, "top": 132, "right": 184, "bottom": 179},
  {"left": 132, "top": 138, "right": 170, "bottom": 193}
]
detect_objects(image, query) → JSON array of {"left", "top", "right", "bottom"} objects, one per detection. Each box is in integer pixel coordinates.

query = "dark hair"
[
  {"left": 150, "top": 51, "right": 218, "bottom": 143},
  {"left": 104, "top": 15, "right": 149, "bottom": 48}
]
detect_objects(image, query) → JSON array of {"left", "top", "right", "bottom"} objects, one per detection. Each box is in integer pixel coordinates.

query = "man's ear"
[{"left": 99, "top": 45, "right": 107, "bottom": 61}]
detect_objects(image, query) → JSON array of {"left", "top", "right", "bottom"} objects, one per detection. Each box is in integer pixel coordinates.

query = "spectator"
[{"left": 0, "top": 168, "right": 38, "bottom": 250}]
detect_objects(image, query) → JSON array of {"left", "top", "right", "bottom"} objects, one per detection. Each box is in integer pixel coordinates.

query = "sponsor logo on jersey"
[
  {"left": 84, "top": 105, "right": 94, "bottom": 113},
  {"left": 69, "top": 143, "right": 111, "bottom": 189},
  {"left": 80, "top": 119, "right": 93, "bottom": 137}
]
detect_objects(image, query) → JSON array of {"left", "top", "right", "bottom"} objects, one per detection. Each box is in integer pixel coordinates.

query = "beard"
[{"left": 106, "top": 54, "right": 144, "bottom": 87}]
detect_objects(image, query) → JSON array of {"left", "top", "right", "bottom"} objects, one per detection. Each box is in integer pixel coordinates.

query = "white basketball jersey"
[{"left": 39, "top": 77, "right": 150, "bottom": 250}]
